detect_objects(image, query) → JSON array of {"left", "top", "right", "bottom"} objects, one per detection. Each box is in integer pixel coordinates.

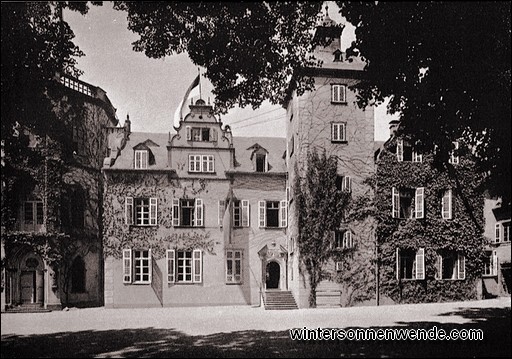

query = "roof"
[
  {"left": 231, "top": 136, "right": 286, "bottom": 173},
  {"left": 107, "top": 132, "right": 286, "bottom": 173},
  {"left": 109, "top": 132, "right": 171, "bottom": 170}
]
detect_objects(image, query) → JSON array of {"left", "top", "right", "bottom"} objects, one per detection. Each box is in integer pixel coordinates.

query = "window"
[
  {"left": 166, "top": 249, "right": 202, "bottom": 284},
  {"left": 256, "top": 154, "right": 267, "bottom": 172},
  {"left": 186, "top": 126, "right": 217, "bottom": 142},
  {"left": 123, "top": 249, "right": 152, "bottom": 284},
  {"left": 22, "top": 200, "right": 43, "bottom": 231},
  {"left": 397, "top": 139, "right": 422, "bottom": 162},
  {"left": 336, "top": 175, "right": 352, "bottom": 192},
  {"left": 125, "top": 197, "right": 157, "bottom": 226},
  {"left": 189, "top": 154, "right": 214, "bottom": 173},
  {"left": 396, "top": 248, "right": 425, "bottom": 280},
  {"left": 232, "top": 200, "right": 250, "bottom": 227},
  {"left": 448, "top": 141, "right": 459, "bottom": 164},
  {"left": 442, "top": 189, "right": 452, "bottom": 219},
  {"left": 71, "top": 256, "right": 86, "bottom": 293},
  {"left": 334, "top": 230, "right": 353, "bottom": 249},
  {"left": 335, "top": 261, "right": 342, "bottom": 272},
  {"left": 60, "top": 76, "right": 93, "bottom": 96},
  {"left": 258, "top": 200, "right": 287, "bottom": 228},
  {"left": 172, "top": 198, "right": 203, "bottom": 227},
  {"left": 333, "top": 50, "right": 342, "bottom": 62},
  {"left": 226, "top": 250, "right": 243, "bottom": 284},
  {"left": 392, "top": 187, "right": 424, "bottom": 219},
  {"left": 134, "top": 150, "right": 148, "bottom": 169},
  {"left": 495, "top": 220, "right": 511, "bottom": 243},
  {"left": 331, "top": 122, "right": 347, "bottom": 142},
  {"left": 436, "top": 251, "right": 465, "bottom": 280},
  {"left": 483, "top": 250, "right": 498, "bottom": 277},
  {"left": 331, "top": 84, "right": 347, "bottom": 103},
  {"left": 72, "top": 125, "right": 84, "bottom": 155}
]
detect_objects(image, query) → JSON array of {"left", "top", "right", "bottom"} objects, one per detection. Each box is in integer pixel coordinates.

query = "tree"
[
  {"left": 112, "top": 2, "right": 326, "bottom": 112},
  {"left": 294, "top": 150, "right": 349, "bottom": 307},
  {"left": 114, "top": 2, "right": 510, "bottom": 202},
  {"left": 337, "top": 2, "right": 511, "bottom": 203}
]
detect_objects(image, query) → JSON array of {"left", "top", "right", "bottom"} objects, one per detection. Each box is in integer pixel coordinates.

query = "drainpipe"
[{"left": 43, "top": 261, "right": 48, "bottom": 310}]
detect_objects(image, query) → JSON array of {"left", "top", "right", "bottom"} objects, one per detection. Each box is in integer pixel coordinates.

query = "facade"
[
  {"left": 374, "top": 129, "right": 487, "bottom": 304},
  {"left": 102, "top": 100, "right": 289, "bottom": 308},
  {"left": 1, "top": 74, "right": 118, "bottom": 311},
  {"left": 284, "top": 13, "right": 376, "bottom": 307}
]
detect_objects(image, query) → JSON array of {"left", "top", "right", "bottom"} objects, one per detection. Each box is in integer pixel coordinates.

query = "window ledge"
[
  {"left": 169, "top": 282, "right": 202, "bottom": 285},
  {"left": 261, "top": 227, "right": 286, "bottom": 230},
  {"left": 331, "top": 101, "right": 348, "bottom": 105},
  {"left": 129, "top": 225, "right": 158, "bottom": 228},
  {"left": 187, "top": 171, "right": 217, "bottom": 175},
  {"left": 331, "top": 140, "right": 348, "bottom": 144},
  {"left": 225, "top": 282, "right": 243, "bottom": 285},
  {"left": 482, "top": 274, "right": 498, "bottom": 278},
  {"left": 174, "top": 226, "right": 205, "bottom": 229}
]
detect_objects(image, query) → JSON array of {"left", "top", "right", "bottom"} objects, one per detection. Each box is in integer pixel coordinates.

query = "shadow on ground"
[{"left": 2, "top": 306, "right": 510, "bottom": 358}]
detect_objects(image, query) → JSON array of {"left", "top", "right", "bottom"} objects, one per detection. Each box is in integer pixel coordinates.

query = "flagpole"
[{"left": 198, "top": 68, "right": 202, "bottom": 100}]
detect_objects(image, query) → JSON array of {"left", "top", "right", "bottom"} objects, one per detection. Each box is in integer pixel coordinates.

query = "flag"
[
  {"left": 173, "top": 74, "right": 200, "bottom": 128},
  {"left": 222, "top": 187, "right": 235, "bottom": 244}
]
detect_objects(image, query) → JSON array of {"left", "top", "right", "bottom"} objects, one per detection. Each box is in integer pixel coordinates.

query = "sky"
[{"left": 65, "top": 2, "right": 394, "bottom": 140}]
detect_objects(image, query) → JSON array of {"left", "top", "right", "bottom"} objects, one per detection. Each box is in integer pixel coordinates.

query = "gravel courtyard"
[{"left": 2, "top": 297, "right": 510, "bottom": 357}]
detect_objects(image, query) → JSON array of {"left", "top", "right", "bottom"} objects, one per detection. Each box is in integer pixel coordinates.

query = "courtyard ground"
[{"left": 1, "top": 297, "right": 511, "bottom": 357}]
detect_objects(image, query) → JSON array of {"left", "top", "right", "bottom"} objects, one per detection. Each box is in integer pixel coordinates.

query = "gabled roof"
[
  {"left": 109, "top": 132, "right": 170, "bottom": 170},
  {"left": 232, "top": 137, "right": 286, "bottom": 173}
]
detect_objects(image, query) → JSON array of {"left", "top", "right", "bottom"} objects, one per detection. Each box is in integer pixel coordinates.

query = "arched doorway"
[
  {"left": 266, "top": 261, "right": 280, "bottom": 289},
  {"left": 19, "top": 252, "right": 44, "bottom": 304}
]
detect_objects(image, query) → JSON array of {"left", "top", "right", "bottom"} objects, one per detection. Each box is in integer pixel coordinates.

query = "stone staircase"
[{"left": 264, "top": 290, "right": 298, "bottom": 310}]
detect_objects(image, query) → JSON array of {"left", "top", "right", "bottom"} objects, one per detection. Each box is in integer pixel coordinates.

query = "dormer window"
[
  {"left": 134, "top": 150, "right": 148, "bottom": 169},
  {"left": 396, "top": 139, "right": 422, "bottom": 162},
  {"left": 256, "top": 154, "right": 267, "bottom": 172},
  {"left": 333, "top": 50, "right": 342, "bottom": 62}
]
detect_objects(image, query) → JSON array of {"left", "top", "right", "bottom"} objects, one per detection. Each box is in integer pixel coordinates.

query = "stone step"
[{"left": 264, "top": 291, "right": 298, "bottom": 310}]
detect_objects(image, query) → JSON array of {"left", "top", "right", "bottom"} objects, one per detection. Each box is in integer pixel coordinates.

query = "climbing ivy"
[{"left": 376, "top": 138, "right": 486, "bottom": 303}]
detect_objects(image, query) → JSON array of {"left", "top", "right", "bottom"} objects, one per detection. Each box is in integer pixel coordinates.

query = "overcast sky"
[{"left": 65, "top": 2, "right": 393, "bottom": 140}]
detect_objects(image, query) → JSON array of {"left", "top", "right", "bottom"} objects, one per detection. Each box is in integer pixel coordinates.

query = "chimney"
[
  {"left": 389, "top": 120, "right": 400, "bottom": 137},
  {"left": 124, "top": 113, "right": 131, "bottom": 134}
]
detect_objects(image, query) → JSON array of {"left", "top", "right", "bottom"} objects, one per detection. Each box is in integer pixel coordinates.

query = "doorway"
[{"left": 266, "top": 261, "right": 280, "bottom": 289}]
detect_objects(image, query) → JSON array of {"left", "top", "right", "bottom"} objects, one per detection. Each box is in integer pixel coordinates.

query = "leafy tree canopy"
[{"left": 114, "top": 2, "right": 510, "bottom": 202}]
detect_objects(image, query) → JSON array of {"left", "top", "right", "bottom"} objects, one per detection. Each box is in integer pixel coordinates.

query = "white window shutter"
[
  {"left": 492, "top": 250, "right": 498, "bottom": 276},
  {"left": 242, "top": 200, "right": 250, "bottom": 227},
  {"left": 166, "top": 249, "right": 175, "bottom": 284},
  {"left": 218, "top": 200, "right": 225, "bottom": 226},
  {"left": 186, "top": 126, "right": 191, "bottom": 140},
  {"left": 415, "top": 247, "right": 425, "bottom": 280},
  {"left": 172, "top": 199, "right": 180, "bottom": 227},
  {"left": 457, "top": 253, "right": 465, "bottom": 280},
  {"left": 447, "top": 189, "right": 452, "bottom": 219},
  {"left": 125, "top": 197, "right": 133, "bottom": 225},
  {"left": 195, "top": 199, "right": 203, "bottom": 227},
  {"left": 280, "top": 200, "right": 288, "bottom": 228},
  {"left": 435, "top": 254, "right": 442, "bottom": 280},
  {"left": 193, "top": 250, "right": 202, "bottom": 283},
  {"left": 211, "top": 128, "right": 218, "bottom": 142},
  {"left": 209, "top": 155, "right": 215, "bottom": 172},
  {"left": 392, "top": 187, "right": 399, "bottom": 218},
  {"left": 495, "top": 223, "right": 501, "bottom": 243},
  {"left": 149, "top": 197, "right": 158, "bottom": 225},
  {"left": 123, "top": 249, "right": 132, "bottom": 283},
  {"left": 415, "top": 187, "right": 424, "bottom": 219},
  {"left": 258, "top": 201, "right": 266, "bottom": 228},
  {"left": 148, "top": 249, "right": 153, "bottom": 284},
  {"left": 397, "top": 139, "right": 404, "bottom": 162},
  {"left": 189, "top": 155, "right": 194, "bottom": 172},
  {"left": 396, "top": 248, "right": 400, "bottom": 280}
]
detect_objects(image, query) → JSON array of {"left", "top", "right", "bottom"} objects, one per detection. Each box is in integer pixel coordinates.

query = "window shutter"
[
  {"left": 397, "top": 139, "right": 404, "bottom": 162},
  {"left": 195, "top": 199, "right": 203, "bottom": 227},
  {"left": 123, "top": 249, "right": 132, "bottom": 283},
  {"left": 149, "top": 197, "right": 158, "bottom": 225},
  {"left": 495, "top": 223, "right": 501, "bottom": 243},
  {"left": 415, "top": 247, "right": 425, "bottom": 280},
  {"left": 210, "top": 128, "right": 218, "bottom": 142},
  {"left": 166, "top": 249, "right": 175, "bottom": 284},
  {"left": 241, "top": 200, "right": 250, "bottom": 227},
  {"left": 186, "top": 126, "right": 191, "bottom": 140},
  {"left": 193, "top": 250, "right": 202, "bottom": 283},
  {"left": 392, "top": 187, "right": 399, "bottom": 218},
  {"left": 435, "top": 254, "right": 442, "bottom": 280},
  {"left": 125, "top": 197, "right": 133, "bottom": 225},
  {"left": 280, "top": 200, "right": 288, "bottom": 228},
  {"left": 218, "top": 200, "right": 225, "bottom": 226},
  {"left": 342, "top": 176, "right": 351, "bottom": 192},
  {"left": 415, "top": 187, "right": 424, "bottom": 219},
  {"left": 148, "top": 249, "right": 153, "bottom": 284},
  {"left": 447, "top": 189, "right": 452, "bottom": 219},
  {"left": 265, "top": 155, "right": 269, "bottom": 172},
  {"left": 258, "top": 201, "right": 266, "bottom": 228},
  {"left": 492, "top": 250, "right": 498, "bottom": 276},
  {"left": 457, "top": 253, "right": 465, "bottom": 280},
  {"left": 172, "top": 199, "right": 180, "bottom": 227},
  {"left": 396, "top": 248, "right": 400, "bottom": 280},
  {"left": 413, "top": 150, "right": 422, "bottom": 163}
]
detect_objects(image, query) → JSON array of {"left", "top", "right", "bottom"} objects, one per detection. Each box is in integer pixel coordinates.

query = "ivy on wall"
[
  {"left": 103, "top": 172, "right": 218, "bottom": 259},
  {"left": 375, "top": 138, "right": 486, "bottom": 303}
]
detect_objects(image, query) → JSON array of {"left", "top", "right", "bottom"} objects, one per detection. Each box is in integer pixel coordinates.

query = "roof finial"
[{"left": 325, "top": 4, "right": 329, "bottom": 16}]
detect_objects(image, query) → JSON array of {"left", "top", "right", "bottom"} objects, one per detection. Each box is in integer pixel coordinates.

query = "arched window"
[{"left": 71, "top": 256, "right": 86, "bottom": 293}]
